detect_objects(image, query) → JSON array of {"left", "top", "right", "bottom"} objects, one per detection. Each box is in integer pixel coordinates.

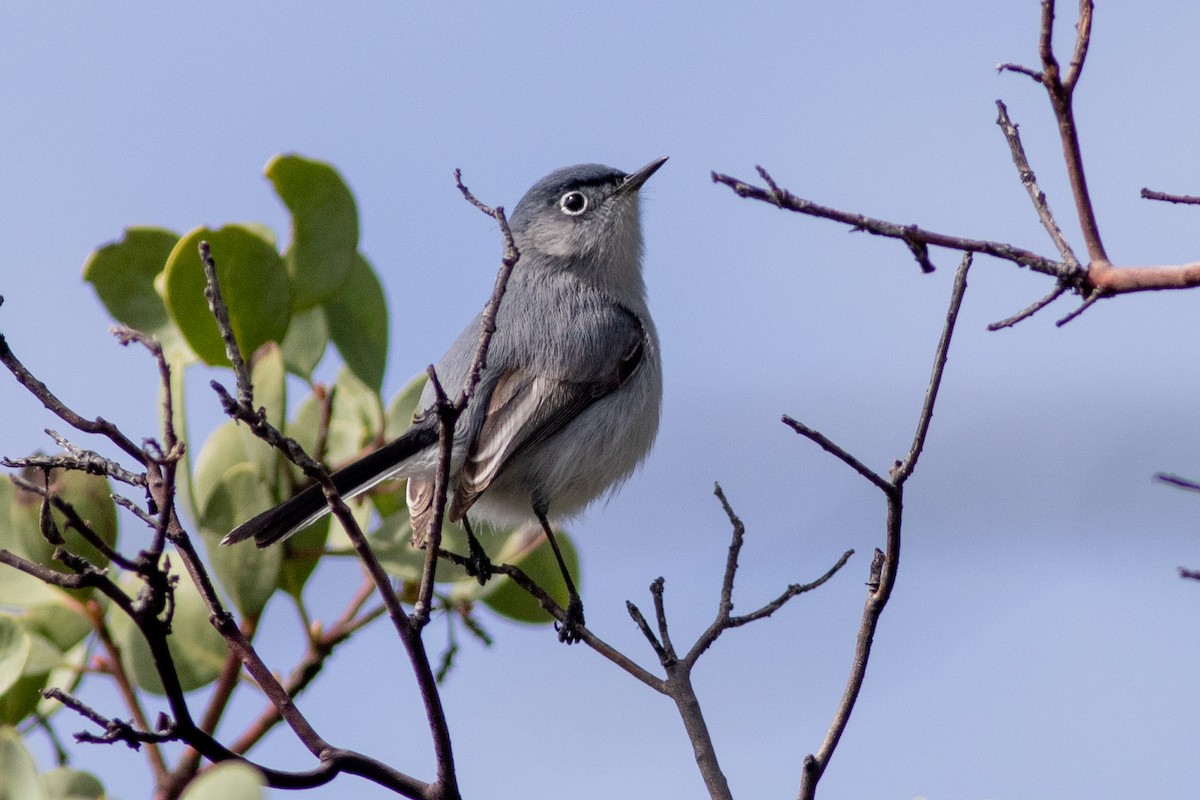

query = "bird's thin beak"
[{"left": 621, "top": 157, "right": 669, "bottom": 192}]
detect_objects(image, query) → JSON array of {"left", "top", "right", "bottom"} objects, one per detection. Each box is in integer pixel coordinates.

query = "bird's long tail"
[{"left": 221, "top": 423, "right": 439, "bottom": 548}]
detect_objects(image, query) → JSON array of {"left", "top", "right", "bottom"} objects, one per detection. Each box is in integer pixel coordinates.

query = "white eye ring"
[{"left": 559, "top": 191, "right": 588, "bottom": 216}]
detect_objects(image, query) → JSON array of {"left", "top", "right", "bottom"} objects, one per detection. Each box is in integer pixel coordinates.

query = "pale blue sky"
[{"left": 3, "top": 3, "right": 1200, "bottom": 799}]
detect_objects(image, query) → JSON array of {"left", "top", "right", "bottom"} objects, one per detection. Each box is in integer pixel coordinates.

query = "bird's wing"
[{"left": 449, "top": 312, "right": 647, "bottom": 519}]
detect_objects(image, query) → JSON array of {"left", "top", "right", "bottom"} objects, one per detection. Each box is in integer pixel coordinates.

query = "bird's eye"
[{"left": 559, "top": 191, "right": 588, "bottom": 216}]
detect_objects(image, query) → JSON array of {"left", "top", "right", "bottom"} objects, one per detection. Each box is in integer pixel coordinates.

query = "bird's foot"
[
  {"left": 464, "top": 538, "right": 493, "bottom": 586},
  {"left": 556, "top": 595, "right": 585, "bottom": 644}
]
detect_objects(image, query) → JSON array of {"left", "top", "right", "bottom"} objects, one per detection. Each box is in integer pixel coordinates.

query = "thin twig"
[
  {"left": 781, "top": 416, "right": 890, "bottom": 493},
  {"left": 712, "top": 169, "right": 1075, "bottom": 282},
  {"left": 9, "top": 474, "right": 138, "bottom": 571},
  {"left": 727, "top": 549, "right": 854, "bottom": 628},
  {"left": 198, "top": 242, "right": 252, "bottom": 407},
  {"left": 1141, "top": 188, "right": 1200, "bottom": 205},
  {"left": 799, "top": 248, "right": 972, "bottom": 800},
  {"left": 5, "top": 445, "right": 146, "bottom": 488},
  {"left": 1155, "top": 473, "right": 1200, "bottom": 493},
  {"left": 626, "top": 599, "right": 671, "bottom": 665},
  {"left": 894, "top": 253, "right": 972, "bottom": 484},
  {"left": 987, "top": 284, "right": 1068, "bottom": 331},
  {"left": 0, "top": 334, "right": 146, "bottom": 463},
  {"left": 995, "top": 100, "right": 1081, "bottom": 269},
  {"left": 1054, "top": 290, "right": 1105, "bottom": 326}
]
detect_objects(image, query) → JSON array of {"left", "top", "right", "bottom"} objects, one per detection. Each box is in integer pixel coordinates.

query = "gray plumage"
[{"left": 223, "top": 158, "right": 665, "bottom": 549}]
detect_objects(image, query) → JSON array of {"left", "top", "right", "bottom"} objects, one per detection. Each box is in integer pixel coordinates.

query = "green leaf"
[
  {"left": 110, "top": 563, "right": 229, "bottom": 694},
  {"left": 276, "top": 517, "right": 329, "bottom": 599},
  {"left": 0, "top": 567, "right": 60, "bottom": 610},
  {"left": 318, "top": 492, "right": 375, "bottom": 554},
  {"left": 385, "top": 372, "right": 428, "bottom": 438},
  {"left": 0, "top": 629, "right": 59, "bottom": 726},
  {"left": 265, "top": 154, "right": 358, "bottom": 311},
  {"left": 4, "top": 469, "right": 117, "bottom": 600},
  {"left": 0, "top": 479, "right": 61, "bottom": 608},
  {"left": 199, "top": 464, "right": 281, "bottom": 618},
  {"left": 193, "top": 420, "right": 252, "bottom": 520},
  {"left": 45, "top": 470, "right": 118, "bottom": 572},
  {"left": 39, "top": 767, "right": 105, "bottom": 800},
  {"left": 37, "top": 641, "right": 87, "bottom": 719},
  {"left": 163, "top": 225, "right": 292, "bottom": 367},
  {"left": 235, "top": 343, "right": 287, "bottom": 498},
  {"left": 82, "top": 226, "right": 193, "bottom": 361},
  {"left": 169, "top": 349, "right": 198, "bottom": 521},
  {"left": 0, "top": 726, "right": 44, "bottom": 800},
  {"left": 366, "top": 514, "right": 475, "bottom": 584},
  {"left": 20, "top": 599, "right": 92, "bottom": 653},
  {"left": 0, "top": 616, "right": 32, "bottom": 698},
  {"left": 180, "top": 761, "right": 265, "bottom": 800},
  {"left": 290, "top": 366, "right": 382, "bottom": 472},
  {"left": 281, "top": 303, "right": 329, "bottom": 381},
  {"left": 0, "top": 672, "right": 49, "bottom": 726},
  {"left": 482, "top": 528, "right": 580, "bottom": 625},
  {"left": 324, "top": 253, "right": 388, "bottom": 394}
]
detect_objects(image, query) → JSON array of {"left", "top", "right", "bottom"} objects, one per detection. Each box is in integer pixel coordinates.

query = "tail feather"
[{"left": 221, "top": 423, "right": 439, "bottom": 548}]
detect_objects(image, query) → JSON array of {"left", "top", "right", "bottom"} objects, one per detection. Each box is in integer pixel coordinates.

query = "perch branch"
[
  {"left": 798, "top": 255, "right": 972, "bottom": 800},
  {"left": 1141, "top": 188, "right": 1200, "bottom": 205}
]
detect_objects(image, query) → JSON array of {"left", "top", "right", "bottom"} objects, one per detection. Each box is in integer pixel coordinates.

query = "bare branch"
[
  {"left": 4, "top": 438, "right": 146, "bottom": 488},
  {"left": 0, "top": 334, "right": 147, "bottom": 463},
  {"left": 712, "top": 169, "right": 1076, "bottom": 284},
  {"left": 996, "top": 62, "right": 1043, "bottom": 82},
  {"left": 987, "top": 284, "right": 1069, "bottom": 330},
  {"left": 1054, "top": 289, "right": 1106, "bottom": 326},
  {"left": 9, "top": 473, "right": 138, "bottom": 571},
  {"left": 893, "top": 254, "right": 972, "bottom": 484},
  {"left": 727, "top": 549, "right": 854, "bottom": 628},
  {"left": 626, "top": 598, "right": 671, "bottom": 665},
  {"left": 1155, "top": 473, "right": 1200, "bottom": 493},
  {"left": 42, "top": 688, "right": 177, "bottom": 750},
  {"left": 800, "top": 252, "right": 971, "bottom": 800},
  {"left": 995, "top": 100, "right": 1081, "bottom": 269},
  {"left": 781, "top": 416, "right": 890, "bottom": 493},
  {"left": 198, "top": 242, "right": 253, "bottom": 407},
  {"left": 1016, "top": 0, "right": 1107, "bottom": 262},
  {"left": 452, "top": 169, "right": 521, "bottom": 411},
  {"left": 1141, "top": 188, "right": 1200, "bottom": 205}
]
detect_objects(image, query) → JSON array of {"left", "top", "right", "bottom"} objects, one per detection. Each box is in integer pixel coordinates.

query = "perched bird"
[{"left": 223, "top": 158, "right": 666, "bottom": 641}]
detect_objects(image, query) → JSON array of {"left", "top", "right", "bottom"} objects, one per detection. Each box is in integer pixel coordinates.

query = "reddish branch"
[{"left": 716, "top": 0, "right": 1200, "bottom": 333}]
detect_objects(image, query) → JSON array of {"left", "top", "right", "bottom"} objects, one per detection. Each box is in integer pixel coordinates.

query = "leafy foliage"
[{"left": 0, "top": 154, "right": 579, "bottom": 796}]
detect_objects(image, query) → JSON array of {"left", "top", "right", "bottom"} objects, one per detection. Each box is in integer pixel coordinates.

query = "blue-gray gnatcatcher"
[{"left": 223, "top": 158, "right": 667, "bottom": 641}]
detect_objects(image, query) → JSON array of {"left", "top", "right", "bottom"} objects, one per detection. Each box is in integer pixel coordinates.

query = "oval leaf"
[
  {"left": 235, "top": 343, "right": 287, "bottom": 497},
  {"left": 163, "top": 225, "right": 292, "bottom": 367},
  {"left": 0, "top": 615, "right": 32, "bottom": 697},
  {"left": 482, "top": 528, "right": 580, "bottom": 625},
  {"left": 180, "top": 761, "right": 265, "bottom": 800},
  {"left": 38, "top": 767, "right": 105, "bottom": 800},
  {"left": 200, "top": 464, "right": 282, "bottom": 619},
  {"left": 0, "top": 727, "right": 43, "bottom": 800},
  {"left": 276, "top": 517, "right": 330, "bottom": 600},
  {"left": 20, "top": 599, "right": 92, "bottom": 654},
  {"left": 82, "top": 226, "right": 192, "bottom": 361},
  {"left": 6, "top": 469, "right": 117, "bottom": 601},
  {"left": 192, "top": 420, "right": 253, "bottom": 520},
  {"left": 324, "top": 253, "right": 388, "bottom": 394},
  {"left": 265, "top": 154, "right": 358, "bottom": 311},
  {"left": 110, "top": 564, "right": 229, "bottom": 694},
  {"left": 385, "top": 373, "right": 428, "bottom": 438},
  {"left": 280, "top": 303, "right": 329, "bottom": 381}
]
